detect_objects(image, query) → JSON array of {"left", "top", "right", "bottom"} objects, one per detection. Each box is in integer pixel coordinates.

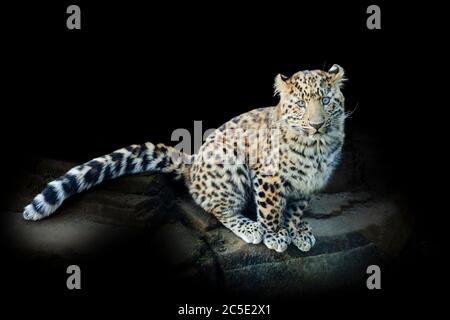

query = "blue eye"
[
  {"left": 322, "top": 97, "right": 331, "bottom": 105},
  {"left": 296, "top": 100, "right": 305, "bottom": 108}
]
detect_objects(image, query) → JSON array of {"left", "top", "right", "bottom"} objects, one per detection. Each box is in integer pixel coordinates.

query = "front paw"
[
  {"left": 289, "top": 221, "right": 315, "bottom": 252},
  {"left": 238, "top": 221, "right": 264, "bottom": 244},
  {"left": 291, "top": 231, "right": 315, "bottom": 252},
  {"left": 263, "top": 228, "right": 291, "bottom": 253}
]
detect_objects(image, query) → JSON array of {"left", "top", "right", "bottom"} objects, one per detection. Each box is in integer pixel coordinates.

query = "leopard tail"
[{"left": 23, "top": 142, "right": 192, "bottom": 221}]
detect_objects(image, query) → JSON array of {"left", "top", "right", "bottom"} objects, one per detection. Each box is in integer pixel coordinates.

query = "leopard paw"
[
  {"left": 263, "top": 228, "right": 290, "bottom": 253},
  {"left": 291, "top": 229, "right": 316, "bottom": 252},
  {"left": 237, "top": 221, "right": 264, "bottom": 244}
]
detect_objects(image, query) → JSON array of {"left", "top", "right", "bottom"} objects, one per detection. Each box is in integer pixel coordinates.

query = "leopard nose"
[{"left": 309, "top": 121, "right": 324, "bottom": 130}]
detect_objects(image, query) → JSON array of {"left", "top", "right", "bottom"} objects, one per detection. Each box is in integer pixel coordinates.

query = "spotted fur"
[{"left": 24, "top": 65, "right": 346, "bottom": 253}]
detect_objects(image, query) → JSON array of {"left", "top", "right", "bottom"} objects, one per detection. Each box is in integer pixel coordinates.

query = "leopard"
[{"left": 23, "top": 64, "right": 346, "bottom": 253}]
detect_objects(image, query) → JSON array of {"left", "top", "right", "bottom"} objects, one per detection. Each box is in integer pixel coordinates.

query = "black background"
[{"left": 1, "top": 0, "right": 445, "bottom": 317}]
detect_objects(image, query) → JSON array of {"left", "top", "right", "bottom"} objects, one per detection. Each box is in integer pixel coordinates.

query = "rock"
[
  {"left": 3, "top": 157, "right": 413, "bottom": 298},
  {"left": 357, "top": 201, "right": 413, "bottom": 256},
  {"left": 153, "top": 222, "right": 206, "bottom": 267},
  {"left": 200, "top": 195, "right": 412, "bottom": 296},
  {"left": 306, "top": 191, "right": 371, "bottom": 218},
  {"left": 176, "top": 198, "right": 219, "bottom": 232},
  {"left": 205, "top": 228, "right": 286, "bottom": 271},
  {"left": 73, "top": 190, "right": 171, "bottom": 228},
  {"left": 222, "top": 243, "right": 380, "bottom": 297},
  {"left": 308, "top": 196, "right": 412, "bottom": 257},
  {"left": 8, "top": 188, "right": 171, "bottom": 229},
  {"left": 152, "top": 222, "right": 222, "bottom": 288},
  {"left": 102, "top": 173, "right": 174, "bottom": 197},
  {"left": 204, "top": 224, "right": 373, "bottom": 273},
  {"left": 1, "top": 211, "right": 144, "bottom": 260},
  {"left": 305, "top": 197, "right": 412, "bottom": 256}
]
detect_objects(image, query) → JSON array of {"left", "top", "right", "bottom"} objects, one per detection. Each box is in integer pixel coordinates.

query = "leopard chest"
[{"left": 281, "top": 139, "right": 341, "bottom": 196}]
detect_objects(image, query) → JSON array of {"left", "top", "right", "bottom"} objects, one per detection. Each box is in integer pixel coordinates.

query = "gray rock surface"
[
  {"left": 2, "top": 156, "right": 412, "bottom": 297},
  {"left": 3, "top": 210, "right": 145, "bottom": 260},
  {"left": 152, "top": 222, "right": 207, "bottom": 267},
  {"left": 175, "top": 198, "right": 219, "bottom": 232},
  {"left": 306, "top": 191, "right": 371, "bottom": 218}
]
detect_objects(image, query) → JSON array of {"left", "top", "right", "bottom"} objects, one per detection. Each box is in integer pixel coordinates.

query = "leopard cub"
[{"left": 23, "top": 65, "right": 346, "bottom": 253}]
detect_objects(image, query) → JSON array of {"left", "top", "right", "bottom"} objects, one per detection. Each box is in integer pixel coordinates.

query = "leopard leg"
[
  {"left": 190, "top": 154, "right": 264, "bottom": 245},
  {"left": 254, "top": 175, "right": 290, "bottom": 252},
  {"left": 284, "top": 198, "right": 316, "bottom": 252}
]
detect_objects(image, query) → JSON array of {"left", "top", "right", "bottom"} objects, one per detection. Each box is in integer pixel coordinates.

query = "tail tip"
[{"left": 23, "top": 204, "right": 45, "bottom": 221}]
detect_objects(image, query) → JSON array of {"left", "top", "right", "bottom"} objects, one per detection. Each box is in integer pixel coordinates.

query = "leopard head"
[{"left": 274, "top": 64, "right": 346, "bottom": 136}]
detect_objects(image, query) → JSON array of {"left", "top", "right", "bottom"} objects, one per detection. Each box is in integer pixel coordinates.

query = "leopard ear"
[
  {"left": 328, "top": 64, "right": 346, "bottom": 88},
  {"left": 274, "top": 73, "right": 290, "bottom": 96}
]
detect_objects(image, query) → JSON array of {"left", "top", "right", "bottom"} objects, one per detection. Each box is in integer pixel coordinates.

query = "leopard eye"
[
  {"left": 321, "top": 97, "right": 331, "bottom": 105},
  {"left": 296, "top": 100, "right": 305, "bottom": 108}
]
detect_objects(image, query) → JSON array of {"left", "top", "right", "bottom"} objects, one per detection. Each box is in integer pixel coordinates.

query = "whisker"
[{"left": 345, "top": 102, "right": 359, "bottom": 119}]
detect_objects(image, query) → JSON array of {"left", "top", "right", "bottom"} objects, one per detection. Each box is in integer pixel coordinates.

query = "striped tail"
[{"left": 23, "top": 142, "right": 192, "bottom": 221}]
